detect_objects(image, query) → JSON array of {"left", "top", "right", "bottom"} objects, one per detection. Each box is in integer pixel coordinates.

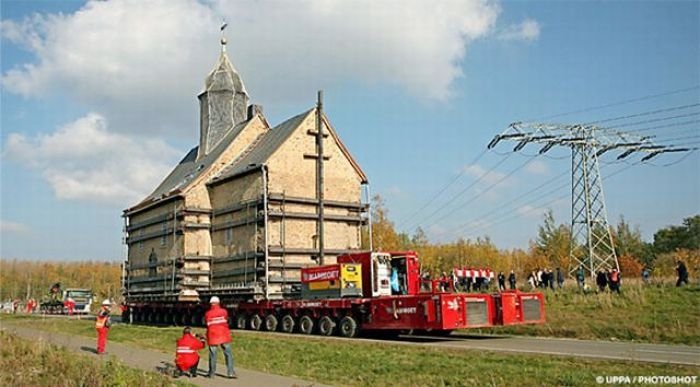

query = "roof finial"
[{"left": 220, "top": 20, "right": 228, "bottom": 53}]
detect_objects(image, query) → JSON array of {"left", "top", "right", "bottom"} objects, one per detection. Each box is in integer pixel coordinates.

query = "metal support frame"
[{"left": 569, "top": 136, "right": 619, "bottom": 278}]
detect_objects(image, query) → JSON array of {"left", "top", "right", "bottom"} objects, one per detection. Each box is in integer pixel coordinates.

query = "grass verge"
[
  {"left": 477, "top": 281, "right": 700, "bottom": 344},
  {"left": 1, "top": 315, "right": 697, "bottom": 386},
  {"left": 0, "top": 328, "right": 192, "bottom": 386}
]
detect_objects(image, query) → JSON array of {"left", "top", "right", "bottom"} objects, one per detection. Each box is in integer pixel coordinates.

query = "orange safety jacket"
[
  {"left": 204, "top": 305, "right": 231, "bottom": 345},
  {"left": 95, "top": 309, "right": 110, "bottom": 329}
]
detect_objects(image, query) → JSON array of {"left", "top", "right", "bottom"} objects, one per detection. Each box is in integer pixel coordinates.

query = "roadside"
[{"left": 1, "top": 322, "right": 321, "bottom": 387}]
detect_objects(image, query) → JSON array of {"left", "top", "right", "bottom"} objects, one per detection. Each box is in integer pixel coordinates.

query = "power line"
[
  {"left": 419, "top": 155, "right": 538, "bottom": 231},
  {"left": 585, "top": 103, "right": 700, "bottom": 125},
  {"left": 624, "top": 119, "right": 699, "bottom": 133},
  {"left": 528, "top": 85, "right": 700, "bottom": 121},
  {"left": 396, "top": 149, "right": 487, "bottom": 229},
  {"left": 402, "top": 154, "right": 512, "bottom": 232},
  {"left": 452, "top": 169, "right": 569, "bottom": 233}
]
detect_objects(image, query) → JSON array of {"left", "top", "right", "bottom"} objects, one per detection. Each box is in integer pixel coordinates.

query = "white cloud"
[
  {"left": 1, "top": 0, "right": 505, "bottom": 139},
  {"left": 0, "top": 220, "right": 29, "bottom": 234},
  {"left": 498, "top": 19, "right": 540, "bottom": 41},
  {"left": 3, "top": 113, "right": 180, "bottom": 206},
  {"left": 525, "top": 160, "right": 549, "bottom": 175}
]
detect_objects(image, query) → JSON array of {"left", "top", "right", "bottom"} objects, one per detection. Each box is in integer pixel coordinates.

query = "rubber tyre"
[
  {"left": 280, "top": 315, "right": 295, "bottom": 333},
  {"left": 299, "top": 315, "right": 314, "bottom": 335},
  {"left": 249, "top": 314, "right": 263, "bottom": 331},
  {"left": 264, "top": 314, "right": 279, "bottom": 331},
  {"left": 236, "top": 314, "right": 247, "bottom": 330},
  {"left": 318, "top": 316, "right": 336, "bottom": 336},
  {"left": 338, "top": 316, "right": 359, "bottom": 338}
]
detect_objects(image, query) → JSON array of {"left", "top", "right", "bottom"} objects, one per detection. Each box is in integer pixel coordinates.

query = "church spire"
[{"left": 197, "top": 22, "right": 249, "bottom": 159}]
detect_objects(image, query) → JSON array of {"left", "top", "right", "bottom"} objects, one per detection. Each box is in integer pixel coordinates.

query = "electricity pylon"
[{"left": 488, "top": 122, "right": 691, "bottom": 278}]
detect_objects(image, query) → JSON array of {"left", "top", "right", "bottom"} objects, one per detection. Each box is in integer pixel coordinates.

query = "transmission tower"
[{"left": 488, "top": 122, "right": 692, "bottom": 278}]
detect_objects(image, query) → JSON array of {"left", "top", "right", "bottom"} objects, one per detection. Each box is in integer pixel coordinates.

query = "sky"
[{"left": 1, "top": 0, "right": 698, "bottom": 261}]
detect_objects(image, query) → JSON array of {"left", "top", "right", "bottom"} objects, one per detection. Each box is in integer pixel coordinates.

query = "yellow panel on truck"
[{"left": 301, "top": 263, "right": 363, "bottom": 299}]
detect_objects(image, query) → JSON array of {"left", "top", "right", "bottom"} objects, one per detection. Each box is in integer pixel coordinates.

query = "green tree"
[
  {"left": 535, "top": 210, "right": 572, "bottom": 269},
  {"left": 653, "top": 215, "right": 700, "bottom": 254}
]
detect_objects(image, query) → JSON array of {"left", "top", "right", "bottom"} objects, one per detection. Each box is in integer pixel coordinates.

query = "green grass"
[
  {"left": 478, "top": 281, "right": 700, "bottom": 345},
  {"left": 0, "top": 329, "right": 192, "bottom": 387},
  {"left": 1, "top": 315, "right": 697, "bottom": 387}
]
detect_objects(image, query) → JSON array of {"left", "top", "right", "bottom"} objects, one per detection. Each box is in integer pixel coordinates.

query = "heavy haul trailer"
[{"left": 124, "top": 251, "right": 545, "bottom": 337}]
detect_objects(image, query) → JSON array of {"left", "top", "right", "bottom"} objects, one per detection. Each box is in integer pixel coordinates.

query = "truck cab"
[{"left": 63, "top": 288, "right": 93, "bottom": 314}]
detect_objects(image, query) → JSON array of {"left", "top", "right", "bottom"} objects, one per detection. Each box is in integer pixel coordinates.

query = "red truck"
[{"left": 125, "top": 251, "right": 544, "bottom": 338}]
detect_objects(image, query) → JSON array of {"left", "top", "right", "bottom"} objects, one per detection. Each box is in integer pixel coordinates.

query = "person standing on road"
[
  {"left": 205, "top": 296, "right": 236, "bottom": 379},
  {"left": 95, "top": 299, "right": 112, "bottom": 354},
  {"left": 175, "top": 326, "right": 206, "bottom": 378}
]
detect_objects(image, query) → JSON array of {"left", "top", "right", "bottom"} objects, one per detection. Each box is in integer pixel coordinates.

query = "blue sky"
[{"left": 1, "top": 0, "right": 698, "bottom": 260}]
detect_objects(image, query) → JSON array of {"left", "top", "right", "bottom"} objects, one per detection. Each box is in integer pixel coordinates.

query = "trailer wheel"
[
  {"left": 299, "top": 315, "right": 314, "bottom": 335},
  {"left": 249, "top": 315, "right": 263, "bottom": 331},
  {"left": 280, "top": 315, "right": 295, "bottom": 333},
  {"left": 318, "top": 316, "right": 336, "bottom": 336},
  {"left": 338, "top": 316, "right": 359, "bottom": 338},
  {"left": 264, "top": 314, "right": 279, "bottom": 331},
  {"left": 235, "top": 314, "right": 247, "bottom": 330}
]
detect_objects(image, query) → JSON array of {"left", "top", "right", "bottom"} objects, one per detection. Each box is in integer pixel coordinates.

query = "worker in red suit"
[
  {"left": 175, "top": 326, "right": 206, "bottom": 378},
  {"left": 95, "top": 299, "right": 112, "bottom": 354},
  {"left": 26, "top": 298, "right": 36, "bottom": 314},
  {"left": 204, "top": 296, "right": 236, "bottom": 378},
  {"left": 64, "top": 297, "right": 76, "bottom": 316}
]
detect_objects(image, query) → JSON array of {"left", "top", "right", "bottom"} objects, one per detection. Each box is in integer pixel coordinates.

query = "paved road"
[
  {"left": 233, "top": 330, "right": 700, "bottom": 367},
  {"left": 396, "top": 333, "right": 700, "bottom": 366},
  {"left": 1, "top": 323, "right": 323, "bottom": 387}
]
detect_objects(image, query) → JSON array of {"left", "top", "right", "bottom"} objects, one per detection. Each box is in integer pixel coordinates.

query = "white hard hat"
[
  {"left": 209, "top": 296, "right": 220, "bottom": 304},
  {"left": 102, "top": 299, "right": 112, "bottom": 306}
]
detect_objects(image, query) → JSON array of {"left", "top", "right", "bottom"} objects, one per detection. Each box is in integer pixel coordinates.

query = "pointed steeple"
[{"left": 197, "top": 27, "right": 249, "bottom": 159}]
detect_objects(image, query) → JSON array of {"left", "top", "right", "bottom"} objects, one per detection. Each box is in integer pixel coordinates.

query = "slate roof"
[
  {"left": 210, "top": 109, "right": 314, "bottom": 184},
  {"left": 128, "top": 119, "right": 252, "bottom": 211}
]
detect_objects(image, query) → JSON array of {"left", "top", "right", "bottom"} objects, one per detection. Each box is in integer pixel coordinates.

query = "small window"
[{"left": 139, "top": 229, "right": 144, "bottom": 250}]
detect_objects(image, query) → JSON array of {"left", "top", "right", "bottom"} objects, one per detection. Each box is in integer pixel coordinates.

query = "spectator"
[
  {"left": 527, "top": 272, "right": 536, "bottom": 290},
  {"left": 608, "top": 269, "right": 621, "bottom": 294},
  {"left": 497, "top": 272, "right": 506, "bottom": 291},
  {"left": 508, "top": 270, "right": 517, "bottom": 290},
  {"left": 576, "top": 266, "right": 585, "bottom": 289},
  {"left": 596, "top": 271, "right": 608, "bottom": 292},
  {"left": 547, "top": 269, "right": 555, "bottom": 290},
  {"left": 641, "top": 267, "right": 651, "bottom": 284},
  {"left": 676, "top": 261, "right": 689, "bottom": 287},
  {"left": 556, "top": 268, "right": 564, "bottom": 290}
]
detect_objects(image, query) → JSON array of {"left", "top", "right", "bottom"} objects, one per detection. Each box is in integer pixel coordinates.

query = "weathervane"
[{"left": 220, "top": 20, "right": 228, "bottom": 53}]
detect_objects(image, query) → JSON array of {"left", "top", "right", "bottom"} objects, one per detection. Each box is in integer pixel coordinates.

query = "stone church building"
[{"left": 123, "top": 39, "right": 369, "bottom": 301}]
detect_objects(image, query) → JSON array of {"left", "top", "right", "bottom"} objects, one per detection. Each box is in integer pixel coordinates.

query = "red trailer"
[{"left": 125, "top": 251, "right": 545, "bottom": 338}]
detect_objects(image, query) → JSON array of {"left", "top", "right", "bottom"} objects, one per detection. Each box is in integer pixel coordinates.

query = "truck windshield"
[{"left": 66, "top": 290, "right": 92, "bottom": 298}]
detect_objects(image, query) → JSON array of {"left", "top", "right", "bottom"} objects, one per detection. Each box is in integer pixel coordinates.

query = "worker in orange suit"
[
  {"left": 95, "top": 299, "right": 112, "bottom": 354},
  {"left": 175, "top": 326, "right": 206, "bottom": 378}
]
